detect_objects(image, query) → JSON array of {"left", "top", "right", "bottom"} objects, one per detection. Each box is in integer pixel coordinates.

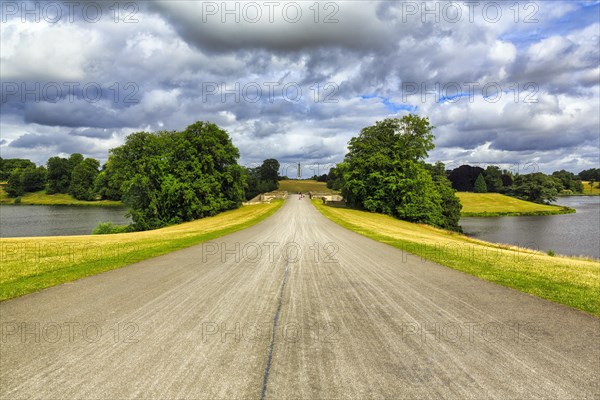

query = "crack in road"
[{"left": 260, "top": 231, "right": 295, "bottom": 400}]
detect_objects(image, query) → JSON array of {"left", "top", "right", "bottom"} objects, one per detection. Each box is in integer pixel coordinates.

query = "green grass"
[
  {"left": 0, "top": 201, "right": 283, "bottom": 301},
  {"left": 313, "top": 200, "right": 600, "bottom": 317},
  {"left": 580, "top": 181, "right": 600, "bottom": 196},
  {"left": 278, "top": 179, "right": 338, "bottom": 194},
  {"left": 0, "top": 187, "right": 123, "bottom": 207},
  {"left": 457, "top": 192, "right": 575, "bottom": 216}
]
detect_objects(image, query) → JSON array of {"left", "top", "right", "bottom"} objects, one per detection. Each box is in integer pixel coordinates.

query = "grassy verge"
[
  {"left": 278, "top": 179, "right": 338, "bottom": 194},
  {"left": 0, "top": 188, "right": 123, "bottom": 206},
  {"left": 457, "top": 192, "right": 575, "bottom": 216},
  {"left": 313, "top": 200, "right": 600, "bottom": 317},
  {"left": 0, "top": 201, "right": 283, "bottom": 301}
]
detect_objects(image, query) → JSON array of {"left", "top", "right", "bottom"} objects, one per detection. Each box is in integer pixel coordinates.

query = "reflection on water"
[
  {"left": 0, "top": 205, "right": 130, "bottom": 237},
  {"left": 460, "top": 196, "right": 600, "bottom": 259}
]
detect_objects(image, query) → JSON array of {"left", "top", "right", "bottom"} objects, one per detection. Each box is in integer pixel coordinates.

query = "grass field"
[
  {"left": 0, "top": 201, "right": 283, "bottom": 300},
  {"left": 457, "top": 192, "right": 575, "bottom": 216},
  {"left": 581, "top": 181, "right": 600, "bottom": 195},
  {"left": 0, "top": 187, "right": 123, "bottom": 206},
  {"left": 313, "top": 200, "right": 600, "bottom": 316},
  {"left": 278, "top": 179, "right": 338, "bottom": 193}
]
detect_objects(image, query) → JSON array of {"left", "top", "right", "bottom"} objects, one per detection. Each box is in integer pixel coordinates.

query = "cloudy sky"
[{"left": 1, "top": 0, "right": 599, "bottom": 176}]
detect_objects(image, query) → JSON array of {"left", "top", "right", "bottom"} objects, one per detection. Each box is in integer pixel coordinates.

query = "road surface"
[{"left": 1, "top": 197, "right": 598, "bottom": 399}]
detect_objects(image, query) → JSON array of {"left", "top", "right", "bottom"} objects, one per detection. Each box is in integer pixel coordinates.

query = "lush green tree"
[
  {"left": 5, "top": 166, "right": 47, "bottom": 197},
  {"left": 109, "top": 121, "right": 245, "bottom": 230},
  {"left": 501, "top": 171, "right": 514, "bottom": 189},
  {"left": 427, "top": 162, "right": 462, "bottom": 232},
  {"left": 483, "top": 166, "right": 503, "bottom": 193},
  {"left": 578, "top": 168, "right": 600, "bottom": 182},
  {"left": 70, "top": 158, "right": 100, "bottom": 200},
  {"left": 68, "top": 153, "right": 84, "bottom": 169},
  {"left": 509, "top": 173, "right": 559, "bottom": 204},
  {"left": 22, "top": 166, "right": 47, "bottom": 192},
  {"left": 244, "top": 159, "right": 280, "bottom": 200},
  {"left": 474, "top": 173, "right": 488, "bottom": 193},
  {"left": 448, "top": 165, "right": 485, "bottom": 192},
  {"left": 47, "top": 156, "right": 72, "bottom": 194},
  {"left": 341, "top": 115, "right": 457, "bottom": 229},
  {"left": 0, "top": 158, "right": 36, "bottom": 181},
  {"left": 94, "top": 161, "right": 124, "bottom": 201},
  {"left": 5, "top": 170, "right": 25, "bottom": 197},
  {"left": 258, "top": 158, "right": 280, "bottom": 184},
  {"left": 326, "top": 166, "right": 344, "bottom": 190},
  {"left": 551, "top": 170, "right": 583, "bottom": 193}
]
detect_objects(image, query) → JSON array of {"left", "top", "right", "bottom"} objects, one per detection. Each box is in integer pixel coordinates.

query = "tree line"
[
  {"left": 444, "top": 164, "right": 591, "bottom": 203},
  {"left": 1, "top": 121, "right": 281, "bottom": 231}
]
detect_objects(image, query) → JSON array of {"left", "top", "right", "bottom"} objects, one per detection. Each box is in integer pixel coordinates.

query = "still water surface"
[
  {"left": 1, "top": 198, "right": 598, "bottom": 259},
  {"left": 460, "top": 196, "right": 599, "bottom": 259},
  {"left": 0, "top": 205, "right": 130, "bottom": 237}
]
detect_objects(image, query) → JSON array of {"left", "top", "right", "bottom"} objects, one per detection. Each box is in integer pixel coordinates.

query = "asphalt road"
[{"left": 1, "top": 196, "right": 598, "bottom": 399}]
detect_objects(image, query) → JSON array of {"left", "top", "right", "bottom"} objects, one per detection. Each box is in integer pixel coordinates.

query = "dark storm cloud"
[
  {"left": 490, "top": 128, "right": 600, "bottom": 152},
  {"left": 0, "top": 1, "right": 598, "bottom": 173},
  {"left": 24, "top": 101, "right": 134, "bottom": 129},
  {"left": 68, "top": 128, "right": 115, "bottom": 139},
  {"left": 9, "top": 133, "right": 61, "bottom": 149},
  {"left": 146, "top": 1, "right": 394, "bottom": 54}
]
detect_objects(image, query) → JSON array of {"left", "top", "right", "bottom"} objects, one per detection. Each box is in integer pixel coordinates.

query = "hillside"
[
  {"left": 457, "top": 192, "right": 574, "bottom": 216},
  {"left": 278, "top": 179, "right": 338, "bottom": 194}
]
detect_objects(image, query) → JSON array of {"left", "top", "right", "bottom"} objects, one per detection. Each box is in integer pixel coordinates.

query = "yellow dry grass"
[
  {"left": 314, "top": 200, "right": 600, "bottom": 316},
  {"left": 0, "top": 201, "right": 283, "bottom": 300}
]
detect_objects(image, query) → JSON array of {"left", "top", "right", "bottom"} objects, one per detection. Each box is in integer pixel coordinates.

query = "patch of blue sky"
[
  {"left": 499, "top": 1, "right": 599, "bottom": 49},
  {"left": 359, "top": 94, "right": 417, "bottom": 113}
]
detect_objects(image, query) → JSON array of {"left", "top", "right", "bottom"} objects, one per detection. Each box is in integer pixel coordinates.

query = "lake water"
[
  {"left": 460, "top": 196, "right": 600, "bottom": 259},
  {"left": 0, "top": 206, "right": 131, "bottom": 237},
  {"left": 1, "top": 198, "right": 598, "bottom": 258}
]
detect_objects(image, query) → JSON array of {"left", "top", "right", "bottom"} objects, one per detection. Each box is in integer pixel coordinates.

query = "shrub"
[{"left": 92, "top": 222, "right": 131, "bottom": 235}]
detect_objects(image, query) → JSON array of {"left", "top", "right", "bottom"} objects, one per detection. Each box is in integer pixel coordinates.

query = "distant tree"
[
  {"left": 316, "top": 174, "right": 328, "bottom": 182},
  {"left": 68, "top": 153, "right": 84, "bottom": 169},
  {"left": 508, "top": 173, "right": 559, "bottom": 204},
  {"left": 578, "top": 168, "right": 600, "bottom": 182},
  {"left": 0, "top": 158, "right": 36, "bottom": 181},
  {"left": 70, "top": 158, "right": 100, "bottom": 200},
  {"left": 501, "top": 172, "right": 514, "bottom": 189},
  {"left": 5, "top": 166, "right": 47, "bottom": 197},
  {"left": 552, "top": 170, "right": 584, "bottom": 193},
  {"left": 428, "top": 162, "right": 462, "bottom": 232},
  {"left": 5, "top": 170, "right": 25, "bottom": 197},
  {"left": 94, "top": 161, "right": 123, "bottom": 201},
  {"left": 47, "top": 156, "right": 72, "bottom": 194},
  {"left": 326, "top": 166, "right": 344, "bottom": 190},
  {"left": 448, "top": 165, "right": 485, "bottom": 192},
  {"left": 474, "top": 174, "right": 488, "bottom": 193},
  {"left": 259, "top": 158, "right": 280, "bottom": 184},
  {"left": 483, "top": 166, "right": 503, "bottom": 193},
  {"left": 244, "top": 159, "right": 280, "bottom": 200},
  {"left": 22, "top": 166, "right": 47, "bottom": 192}
]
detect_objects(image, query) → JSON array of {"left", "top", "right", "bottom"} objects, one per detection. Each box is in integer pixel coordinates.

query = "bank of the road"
[
  {"left": 313, "top": 200, "right": 599, "bottom": 317},
  {"left": 0, "top": 201, "right": 283, "bottom": 301}
]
